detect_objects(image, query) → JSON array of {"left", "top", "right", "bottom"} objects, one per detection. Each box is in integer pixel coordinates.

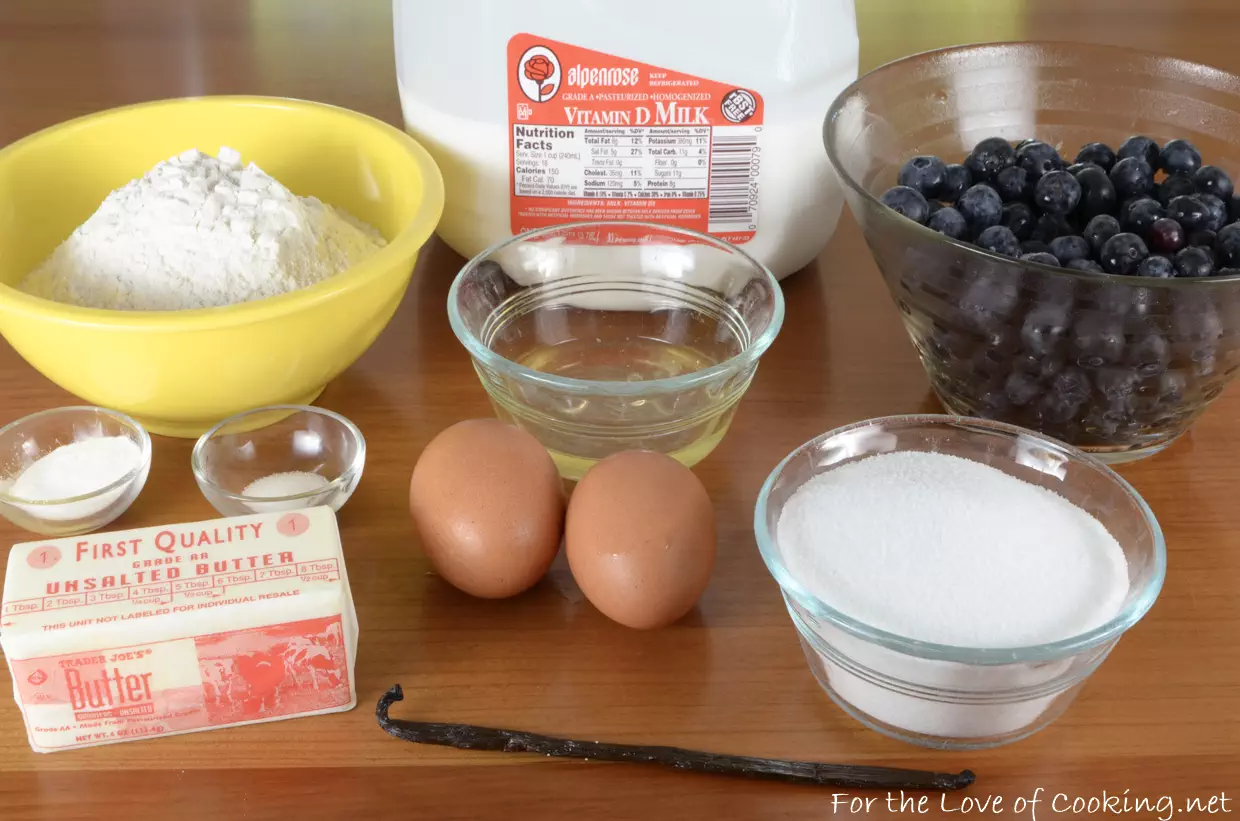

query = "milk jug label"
[{"left": 507, "top": 33, "right": 763, "bottom": 244}]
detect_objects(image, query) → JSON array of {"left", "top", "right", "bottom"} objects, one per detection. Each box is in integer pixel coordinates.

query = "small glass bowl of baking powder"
[
  {"left": 754, "top": 415, "right": 1165, "bottom": 750},
  {"left": 191, "top": 405, "right": 365, "bottom": 517},
  {"left": 0, "top": 406, "right": 152, "bottom": 536}
]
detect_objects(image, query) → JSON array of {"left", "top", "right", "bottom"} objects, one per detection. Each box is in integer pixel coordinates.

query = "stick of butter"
[{"left": 0, "top": 506, "right": 357, "bottom": 753}]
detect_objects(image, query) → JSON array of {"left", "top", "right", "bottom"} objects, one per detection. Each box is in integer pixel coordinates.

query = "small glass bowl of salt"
[
  {"left": 191, "top": 405, "right": 365, "bottom": 517},
  {"left": 0, "top": 406, "right": 152, "bottom": 536},
  {"left": 755, "top": 415, "right": 1166, "bottom": 750}
]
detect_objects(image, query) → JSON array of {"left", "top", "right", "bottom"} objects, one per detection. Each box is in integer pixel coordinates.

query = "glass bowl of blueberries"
[{"left": 825, "top": 41, "right": 1240, "bottom": 462}]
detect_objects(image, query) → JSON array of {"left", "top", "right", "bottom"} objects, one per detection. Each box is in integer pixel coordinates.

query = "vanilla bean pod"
[{"left": 377, "top": 685, "right": 975, "bottom": 791}]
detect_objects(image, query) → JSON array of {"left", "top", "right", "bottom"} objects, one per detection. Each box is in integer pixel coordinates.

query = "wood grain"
[{"left": 0, "top": 1, "right": 1237, "bottom": 818}]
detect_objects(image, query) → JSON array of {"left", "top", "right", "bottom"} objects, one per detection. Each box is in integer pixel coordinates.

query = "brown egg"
[
  {"left": 409, "top": 419, "right": 564, "bottom": 599},
  {"left": 566, "top": 451, "right": 716, "bottom": 629}
]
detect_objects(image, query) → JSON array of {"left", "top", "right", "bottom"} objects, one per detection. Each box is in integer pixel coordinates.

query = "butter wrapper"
[{"left": 0, "top": 506, "right": 357, "bottom": 752}]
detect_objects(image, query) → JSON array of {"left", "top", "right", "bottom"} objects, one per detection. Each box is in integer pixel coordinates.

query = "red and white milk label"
[
  {"left": 508, "top": 33, "right": 764, "bottom": 244},
  {"left": 1, "top": 507, "right": 358, "bottom": 752}
]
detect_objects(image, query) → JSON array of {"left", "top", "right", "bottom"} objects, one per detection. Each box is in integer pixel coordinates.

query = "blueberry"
[
  {"left": 1172, "top": 298, "right": 1223, "bottom": 343},
  {"left": 1033, "top": 170, "right": 1081, "bottom": 215},
  {"left": 939, "top": 164, "right": 972, "bottom": 203},
  {"left": 1001, "top": 201, "right": 1036, "bottom": 241},
  {"left": 957, "top": 184, "right": 1004, "bottom": 233},
  {"left": 1052, "top": 367, "right": 1093, "bottom": 403},
  {"left": 1216, "top": 267, "right": 1240, "bottom": 277},
  {"left": 1117, "top": 135, "right": 1160, "bottom": 168},
  {"left": 994, "top": 166, "right": 1030, "bottom": 202},
  {"left": 1084, "top": 214, "right": 1122, "bottom": 255},
  {"left": 1158, "top": 370, "right": 1189, "bottom": 404},
  {"left": 1159, "top": 139, "right": 1202, "bottom": 176},
  {"left": 976, "top": 225, "right": 1022, "bottom": 257},
  {"left": 926, "top": 200, "right": 943, "bottom": 217},
  {"left": 1020, "top": 251, "right": 1062, "bottom": 267},
  {"left": 1157, "top": 174, "right": 1197, "bottom": 206},
  {"left": 1082, "top": 399, "right": 1136, "bottom": 440},
  {"left": 1194, "top": 165, "right": 1234, "bottom": 200},
  {"left": 1123, "top": 284, "right": 1157, "bottom": 318},
  {"left": 1075, "top": 142, "right": 1117, "bottom": 171},
  {"left": 1137, "top": 255, "right": 1175, "bottom": 278},
  {"left": 1145, "top": 218, "right": 1185, "bottom": 255},
  {"left": 1188, "top": 229, "right": 1217, "bottom": 248},
  {"left": 1067, "top": 162, "right": 1100, "bottom": 176},
  {"left": 1035, "top": 393, "right": 1085, "bottom": 427},
  {"left": 1199, "top": 193, "right": 1227, "bottom": 231},
  {"left": 1099, "top": 232, "right": 1149, "bottom": 275},
  {"left": 965, "top": 137, "right": 1016, "bottom": 182},
  {"left": 1125, "top": 333, "right": 1171, "bottom": 377},
  {"left": 1109, "top": 157, "right": 1155, "bottom": 200},
  {"left": 1071, "top": 314, "right": 1125, "bottom": 367},
  {"left": 1174, "top": 245, "right": 1215, "bottom": 277},
  {"left": 1120, "top": 197, "right": 1165, "bottom": 235},
  {"left": 927, "top": 206, "right": 969, "bottom": 240},
  {"left": 1004, "top": 371, "right": 1042, "bottom": 406},
  {"left": 1166, "top": 195, "right": 1212, "bottom": 232},
  {"left": 1095, "top": 367, "right": 1141, "bottom": 400},
  {"left": 1021, "top": 300, "right": 1072, "bottom": 356},
  {"left": 1016, "top": 140, "right": 1065, "bottom": 179},
  {"left": 1074, "top": 165, "right": 1118, "bottom": 220},
  {"left": 1217, "top": 223, "right": 1240, "bottom": 267},
  {"left": 1021, "top": 240, "right": 1052, "bottom": 256},
  {"left": 1067, "top": 258, "right": 1104, "bottom": 272},
  {"left": 898, "top": 155, "right": 948, "bottom": 198},
  {"left": 1049, "top": 234, "right": 1091, "bottom": 265},
  {"left": 1032, "top": 213, "right": 1075, "bottom": 243},
  {"left": 1230, "top": 194, "right": 1240, "bottom": 223},
  {"left": 881, "top": 185, "right": 931, "bottom": 223},
  {"left": 959, "top": 275, "right": 1022, "bottom": 328}
]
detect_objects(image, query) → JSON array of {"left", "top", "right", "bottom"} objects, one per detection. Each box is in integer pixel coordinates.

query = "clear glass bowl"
[
  {"left": 448, "top": 221, "right": 784, "bottom": 480},
  {"left": 191, "top": 405, "right": 365, "bottom": 517},
  {"left": 0, "top": 406, "right": 151, "bottom": 536},
  {"left": 754, "top": 415, "right": 1165, "bottom": 750},
  {"left": 825, "top": 42, "right": 1240, "bottom": 462}
]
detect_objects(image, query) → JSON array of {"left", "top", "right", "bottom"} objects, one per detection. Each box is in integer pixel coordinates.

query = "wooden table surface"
[{"left": 1, "top": 1, "right": 1237, "bottom": 818}]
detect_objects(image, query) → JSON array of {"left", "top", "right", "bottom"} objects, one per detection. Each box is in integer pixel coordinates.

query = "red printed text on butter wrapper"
[{"left": 11, "top": 615, "right": 350, "bottom": 750}]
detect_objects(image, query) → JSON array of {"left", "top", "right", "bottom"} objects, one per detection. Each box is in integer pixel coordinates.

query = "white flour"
[
  {"left": 20, "top": 147, "right": 385, "bottom": 311},
  {"left": 7, "top": 436, "right": 143, "bottom": 521},
  {"left": 777, "top": 451, "right": 1130, "bottom": 648}
]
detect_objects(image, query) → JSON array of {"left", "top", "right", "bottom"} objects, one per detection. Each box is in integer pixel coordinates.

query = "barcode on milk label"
[
  {"left": 10, "top": 615, "right": 351, "bottom": 750},
  {"left": 508, "top": 33, "right": 763, "bottom": 245}
]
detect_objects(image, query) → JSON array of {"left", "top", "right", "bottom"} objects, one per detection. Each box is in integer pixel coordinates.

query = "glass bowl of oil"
[{"left": 448, "top": 221, "right": 784, "bottom": 480}]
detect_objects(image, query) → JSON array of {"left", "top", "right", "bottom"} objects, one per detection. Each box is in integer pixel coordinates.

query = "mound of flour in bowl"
[{"left": 19, "top": 147, "right": 385, "bottom": 310}]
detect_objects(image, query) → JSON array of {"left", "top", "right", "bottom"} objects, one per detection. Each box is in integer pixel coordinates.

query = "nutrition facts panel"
[{"left": 514, "top": 125, "right": 712, "bottom": 199}]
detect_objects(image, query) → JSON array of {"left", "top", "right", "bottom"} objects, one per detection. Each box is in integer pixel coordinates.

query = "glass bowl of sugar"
[
  {"left": 191, "top": 405, "right": 365, "bottom": 517},
  {"left": 754, "top": 414, "right": 1165, "bottom": 750},
  {"left": 0, "top": 406, "right": 152, "bottom": 536}
]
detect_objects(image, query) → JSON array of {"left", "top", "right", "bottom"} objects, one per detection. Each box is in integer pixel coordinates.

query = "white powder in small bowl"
[
  {"left": 6, "top": 436, "right": 144, "bottom": 522},
  {"left": 241, "top": 471, "right": 331, "bottom": 514}
]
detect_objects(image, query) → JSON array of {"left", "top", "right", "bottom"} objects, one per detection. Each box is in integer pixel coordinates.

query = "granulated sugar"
[
  {"left": 20, "top": 147, "right": 385, "bottom": 311},
  {"left": 776, "top": 451, "right": 1129, "bottom": 648}
]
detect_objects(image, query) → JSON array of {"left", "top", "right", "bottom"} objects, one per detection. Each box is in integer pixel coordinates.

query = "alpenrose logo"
[{"left": 518, "top": 45, "right": 560, "bottom": 103}]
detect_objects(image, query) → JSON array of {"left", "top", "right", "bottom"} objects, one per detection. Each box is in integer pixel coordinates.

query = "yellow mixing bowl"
[{"left": 0, "top": 96, "right": 444, "bottom": 437}]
